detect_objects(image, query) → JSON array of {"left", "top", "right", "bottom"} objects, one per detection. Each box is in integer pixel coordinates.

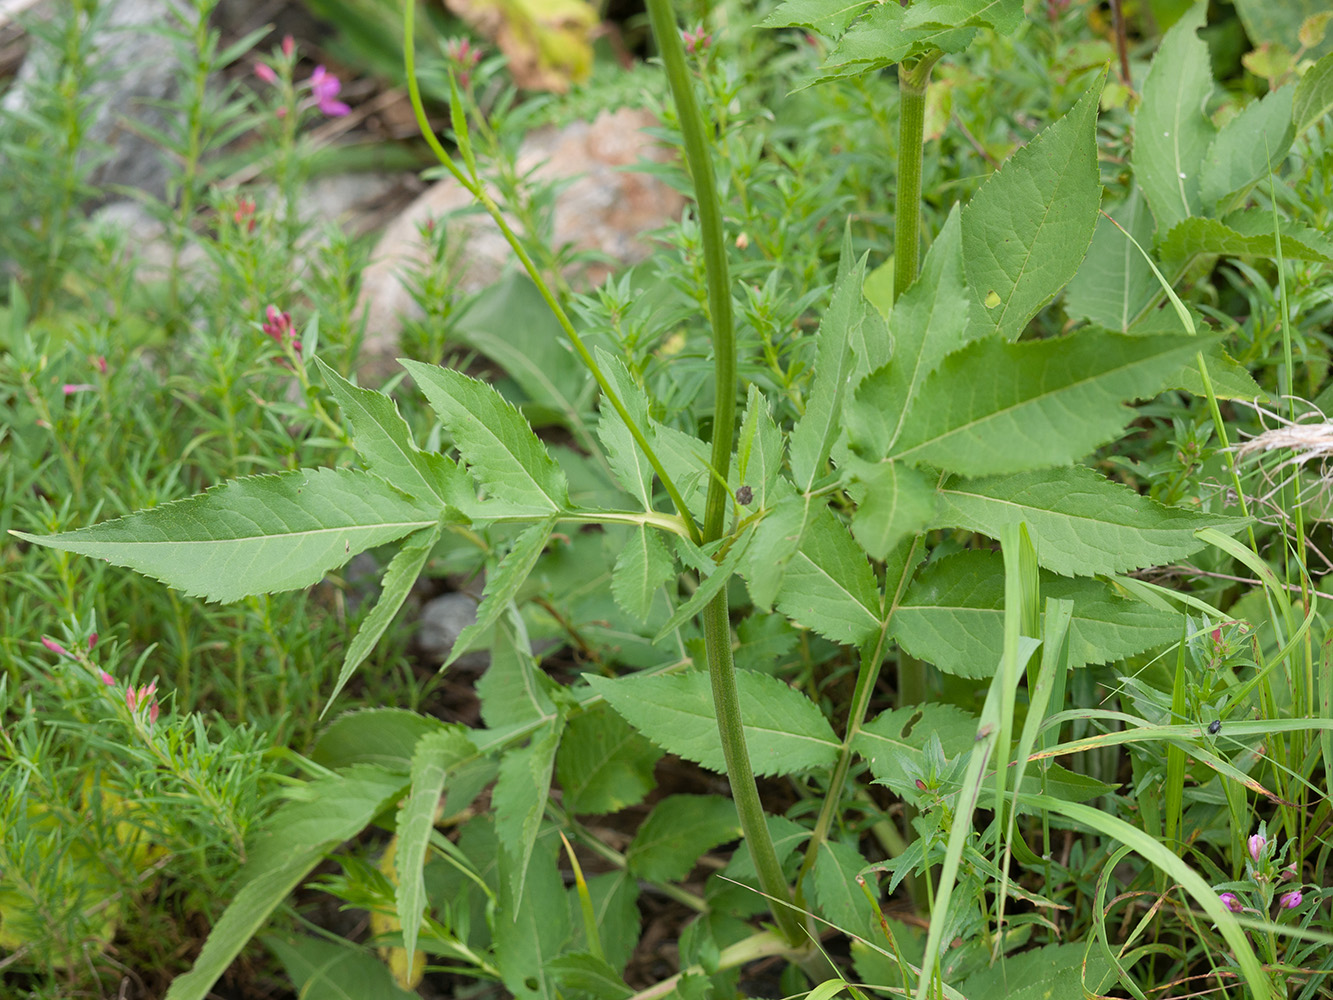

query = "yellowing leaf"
[{"left": 444, "top": 0, "right": 597, "bottom": 92}]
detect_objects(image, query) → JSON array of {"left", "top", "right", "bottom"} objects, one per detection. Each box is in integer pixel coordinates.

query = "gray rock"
[{"left": 417, "top": 591, "right": 490, "bottom": 671}]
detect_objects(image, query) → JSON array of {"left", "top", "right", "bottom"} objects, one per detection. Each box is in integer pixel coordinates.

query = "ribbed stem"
[
  {"left": 645, "top": 0, "right": 806, "bottom": 951},
  {"left": 893, "top": 53, "right": 941, "bottom": 303}
]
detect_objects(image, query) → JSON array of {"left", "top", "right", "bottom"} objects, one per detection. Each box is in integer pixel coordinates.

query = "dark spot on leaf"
[{"left": 736, "top": 485, "right": 753, "bottom": 505}]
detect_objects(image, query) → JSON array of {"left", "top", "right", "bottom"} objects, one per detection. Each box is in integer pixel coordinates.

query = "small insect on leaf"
[
  {"left": 344, "top": 540, "right": 350, "bottom": 554},
  {"left": 1208, "top": 719, "right": 1222, "bottom": 735},
  {"left": 736, "top": 485, "right": 753, "bottom": 506}
]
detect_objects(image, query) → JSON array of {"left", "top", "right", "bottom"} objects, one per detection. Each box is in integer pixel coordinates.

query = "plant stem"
[
  {"left": 893, "top": 52, "right": 941, "bottom": 304},
  {"left": 645, "top": 0, "right": 810, "bottom": 954}
]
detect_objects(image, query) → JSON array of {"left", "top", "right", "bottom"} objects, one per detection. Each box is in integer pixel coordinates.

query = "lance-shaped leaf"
[
  {"left": 1158, "top": 216, "right": 1333, "bottom": 270},
  {"left": 325, "top": 523, "right": 443, "bottom": 713},
  {"left": 477, "top": 615, "right": 557, "bottom": 728},
  {"left": 494, "top": 720, "right": 562, "bottom": 902},
  {"left": 395, "top": 728, "right": 479, "bottom": 980},
  {"left": 658, "top": 527, "right": 755, "bottom": 640},
  {"left": 1200, "top": 84, "right": 1295, "bottom": 211},
  {"left": 446, "top": 519, "right": 554, "bottom": 668},
  {"left": 935, "top": 466, "right": 1249, "bottom": 577},
  {"left": 734, "top": 385, "right": 785, "bottom": 512},
  {"left": 594, "top": 348, "right": 655, "bottom": 509},
  {"left": 888, "top": 329, "right": 1206, "bottom": 477},
  {"left": 1294, "top": 50, "right": 1333, "bottom": 135},
  {"left": 789, "top": 227, "right": 867, "bottom": 493},
  {"left": 12, "top": 469, "right": 438, "bottom": 603},
  {"left": 961, "top": 73, "right": 1102, "bottom": 341},
  {"left": 774, "top": 505, "right": 883, "bottom": 647},
  {"left": 1132, "top": 6, "right": 1214, "bottom": 234},
  {"left": 401, "top": 360, "right": 568, "bottom": 514},
  {"left": 585, "top": 669, "right": 841, "bottom": 777},
  {"left": 611, "top": 525, "right": 676, "bottom": 622},
  {"left": 1065, "top": 186, "right": 1157, "bottom": 332},
  {"left": 890, "top": 549, "right": 1180, "bottom": 677},
  {"left": 626, "top": 795, "right": 741, "bottom": 883},
  {"left": 846, "top": 205, "right": 971, "bottom": 460},
  {"left": 760, "top": 0, "right": 877, "bottom": 36},
  {"left": 316, "top": 358, "right": 467, "bottom": 507}
]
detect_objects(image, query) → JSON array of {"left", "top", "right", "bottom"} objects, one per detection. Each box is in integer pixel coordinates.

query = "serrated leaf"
[
  {"left": 494, "top": 721, "right": 562, "bottom": 901},
  {"left": 904, "top": 0, "right": 1023, "bottom": 34},
  {"left": 547, "top": 953, "right": 633, "bottom": 1000},
  {"left": 847, "top": 206, "right": 972, "bottom": 458},
  {"left": 312, "top": 709, "right": 451, "bottom": 772},
  {"left": 165, "top": 766, "right": 408, "bottom": 1000},
  {"left": 625, "top": 795, "right": 741, "bottom": 883},
  {"left": 961, "top": 74, "right": 1102, "bottom": 341},
  {"left": 496, "top": 836, "right": 570, "bottom": 1000},
  {"left": 594, "top": 348, "right": 655, "bottom": 509},
  {"left": 774, "top": 505, "right": 883, "bottom": 646},
  {"left": 12, "top": 469, "right": 437, "bottom": 603},
  {"left": 934, "top": 466, "right": 1249, "bottom": 576},
  {"left": 1294, "top": 50, "right": 1333, "bottom": 134},
  {"left": 1065, "top": 186, "right": 1157, "bottom": 331},
  {"left": 453, "top": 272, "right": 595, "bottom": 435},
  {"left": 1132, "top": 6, "right": 1214, "bottom": 233},
  {"left": 557, "top": 704, "right": 662, "bottom": 816},
  {"left": 790, "top": 229, "right": 867, "bottom": 492},
  {"left": 760, "top": 0, "right": 876, "bottom": 35},
  {"left": 854, "top": 704, "right": 978, "bottom": 798},
  {"left": 612, "top": 525, "right": 676, "bottom": 622},
  {"left": 889, "top": 330, "right": 1206, "bottom": 476},
  {"left": 316, "top": 358, "right": 466, "bottom": 507},
  {"left": 656, "top": 526, "right": 754, "bottom": 641},
  {"left": 477, "top": 616, "right": 557, "bottom": 728},
  {"left": 395, "top": 729, "right": 478, "bottom": 974},
  {"left": 265, "top": 934, "right": 418, "bottom": 1000},
  {"left": 891, "top": 549, "right": 1180, "bottom": 677},
  {"left": 819, "top": 3, "right": 977, "bottom": 80},
  {"left": 1158, "top": 216, "right": 1333, "bottom": 268},
  {"left": 810, "top": 839, "right": 878, "bottom": 938},
  {"left": 325, "top": 523, "right": 442, "bottom": 712},
  {"left": 448, "top": 519, "right": 554, "bottom": 667},
  {"left": 738, "top": 488, "right": 809, "bottom": 612},
  {"left": 848, "top": 461, "right": 939, "bottom": 560},
  {"left": 586, "top": 669, "right": 840, "bottom": 777},
  {"left": 569, "top": 872, "right": 640, "bottom": 972},
  {"left": 956, "top": 942, "right": 1115, "bottom": 1000},
  {"left": 1168, "top": 343, "right": 1265, "bottom": 400},
  {"left": 734, "top": 385, "right": 784, "bottom": 511},
  {"left": 401, "top": 360, "right": 568, "bottom": 514},
  {"left": 1200, "top": 84, "right": 1294, "bottom": 210}
]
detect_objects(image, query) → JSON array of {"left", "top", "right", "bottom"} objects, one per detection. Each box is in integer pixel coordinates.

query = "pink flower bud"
[
  {"left": 1279, "top": 890, "right": 1302, "bottom": 909},
  {"left": 126, "top": 686, "right": 137, "bottom": 711},
  {"left": 95, "top": 356, "right": 108, "bottom": 375},
  {"left": 98, "top": 670, "right": 115, "bottom": 686},
  {"left": 282, "top": 34, "right": 295, "bottom": 58},
  {"left": 149, "top": 701, "right": 160, "bottom": 725},
  {"left": 254, "top": 61, "right": 277, "bottom": 84},
  {"left": 41, "top": 636, "right": 69, "bottom": 657},
  {"left": 1248, "top": 834, "right": 1266, "bottom": 864},
  {"left": 87, "top": 632, "right": 98, "bottom": 650},
  {"left": 1219, "top": 892, "right": 1243, "bottom": 913},
  {"left": 62, "top": 383, "right": 96, "bottom": 394}
]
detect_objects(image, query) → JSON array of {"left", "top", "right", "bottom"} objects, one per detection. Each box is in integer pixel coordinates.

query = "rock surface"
[{"left": 357, "top": 105, "right": 685, "bottom": 379}]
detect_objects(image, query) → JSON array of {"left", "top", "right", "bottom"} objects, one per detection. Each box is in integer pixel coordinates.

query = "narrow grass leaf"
[
  {"left": 585, "top": 669, "right": 841, "bottom": 777},
  {"left": 890, "top": 330, "right": 1206, "bottom": 476},
  {"left": 960, "top": 73, "right": 1102, "bottom": 341},
  {"left": 164, "top": 765, "right": 408, "bottom": 1000},
  {"left": 1131, "top": 6, "right": 1214, "bottom": 232},
  {"left": 401, "top": 360, "right": 568, "bottom": 513},
  {"left": 12, "top": 468, "right": 438, "bottom": 603},
  {"left": 324, "top": 523, "right": 442, "bottom": 714},
  {"left": 934, "top": 465, "right": 1249, "bottom": 577},
  {"left": 395, "top": 729, "right": 478, "bottom": 978}
]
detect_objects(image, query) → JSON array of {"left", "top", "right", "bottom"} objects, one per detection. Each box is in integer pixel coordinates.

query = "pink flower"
[
  {"left": 98, "top": 670, "right": 114, "bottom": 686},
  {"left": 87, "top": 632, "right": 98, "bottom": 650},
  {"left": 41, "top": 636, "right": 69, "bottom": 657},
  {"left": 445, "top": 37, "right": 481, "bottom": 88},
  {"left": 1279, "top": 890, "right": 1302, "bottom": 909},
  {"left": 1248, "top": 834, "right": 1266, "bottom": 864},
  {"left": 682, "top": 26, "right": 711, "bottom": 54},
  {"left": 95, "top": 356, "right": 108, "bottom": 375},
  {"left": 1219, "top": 892, "right": 1243, "bottom": 913},
  {"left": 127, "top": 681, "right": 158, "bottom": 723},
  {"left": 282, "top": 34, "right": 295, "bottom": 58},
  {"left": 254, "top": 61, "right": 277, "bottom": 84},
  {"left": 309, "top": 65, "right": 349, "bottom": 117},
  {"left": 263, "top": 305, "right": 293, "bottom": 341},
  {"left": 62, "top": 383, "right": 96, "bottom": 394},
  {"left": 233, "top": 197, "right": 257, "bottom": 231}
]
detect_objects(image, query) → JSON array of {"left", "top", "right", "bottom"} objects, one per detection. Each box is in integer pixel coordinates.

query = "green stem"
[
  {"left": 646, "top": 0, "right": 811, "bottom": 955},
  {"left": 893, "top": 53, "right": 941, "bottom": 304},
  {"left": 402, "top": 0, "right": 701, "bottom": 545}
]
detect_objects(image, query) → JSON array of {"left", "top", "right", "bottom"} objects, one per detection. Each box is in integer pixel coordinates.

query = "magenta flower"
[
  {"left": 1219, "top": 892, "right": 1243, "bottom": 913},
  {"left": 1279, "top": 890, "right": 1302, "bottom": 909},
  {"left": 309, "top": 65, "right": 349, "bottom": 116},
  {"left": 682, "top": 26, "right": 711, "bottom": 54},
  {"left": 1248, "top": 833, "right": 1266, "bottom": 865},
  {"left": 254, "top": 61, "right": 277, "bottom": 84}
]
